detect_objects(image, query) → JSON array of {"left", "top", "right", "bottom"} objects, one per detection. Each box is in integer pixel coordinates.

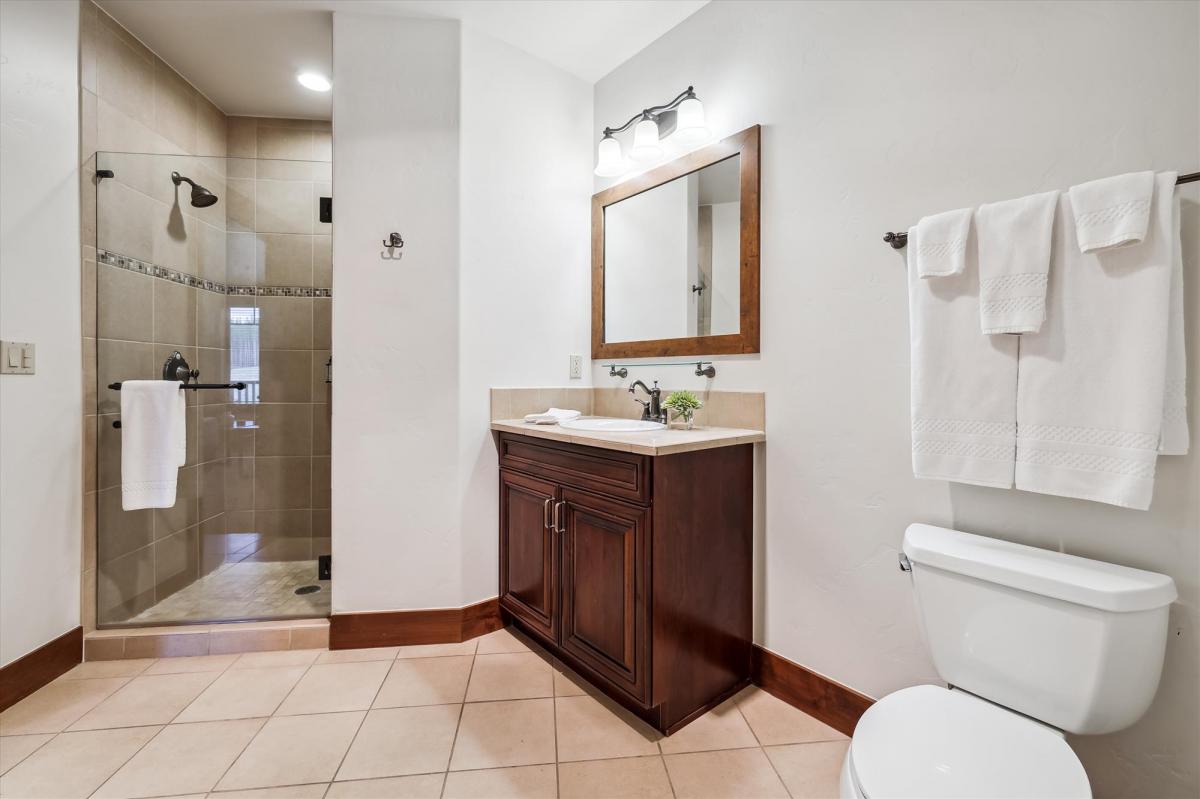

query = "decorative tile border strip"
[{"left": 99, "top": 249, "right": 331, "bottom": 298}]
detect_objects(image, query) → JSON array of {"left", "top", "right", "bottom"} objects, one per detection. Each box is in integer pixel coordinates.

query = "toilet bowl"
[{"left": 840, "top": 524, "right": 1176, "bottom": 799}]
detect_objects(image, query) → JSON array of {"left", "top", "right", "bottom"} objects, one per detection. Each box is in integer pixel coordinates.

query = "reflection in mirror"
[{"left": 604, "top": 155, "right": 740, "bottom": 344}]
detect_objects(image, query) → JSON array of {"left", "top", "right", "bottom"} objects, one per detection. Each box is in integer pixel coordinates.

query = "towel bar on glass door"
[{"left": 882, "top": 170, "right": 1200, "bottom": 249}]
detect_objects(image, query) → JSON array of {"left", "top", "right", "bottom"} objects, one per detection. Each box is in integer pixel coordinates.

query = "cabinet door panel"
[
  {"left": 500, "top": 470, "right": 558, "bottom": 641},
  {"left": 560, "top": 488, "right": 648, "bottom": 704}
]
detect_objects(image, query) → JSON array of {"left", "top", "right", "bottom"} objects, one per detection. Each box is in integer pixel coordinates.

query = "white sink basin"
[{"left": 559, "top": 417, "right": 667, "bottom": 433}]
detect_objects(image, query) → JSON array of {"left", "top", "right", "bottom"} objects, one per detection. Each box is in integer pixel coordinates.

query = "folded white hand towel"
[
  {"left": 915, "top": 207, "right": 973, "bottom": 278},
  {"left": 1016, "top": 172, "right": 1181, "bottom": 509},
  {"left": 1160, "top": 192, "right": 1189, "bottom": 455},
  {"left": 908, "top": 225, "right": 1019, "bottom": 488},
  {"left": 975, "top": 190, "right": 1059, "bottom": 334},
  {"left": 524, "top": 408, "right": 582, "bottom": 425},
  {"left": 1069, "top": 171, "right": 1155, "bottom": 253},
  {"left": 120, "top": 381, "right": 187, "bottom": 511}
]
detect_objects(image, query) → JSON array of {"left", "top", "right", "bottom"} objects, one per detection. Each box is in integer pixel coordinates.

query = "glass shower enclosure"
[{"left": 92, "top": 150, "right": 332, "bottom": 627}]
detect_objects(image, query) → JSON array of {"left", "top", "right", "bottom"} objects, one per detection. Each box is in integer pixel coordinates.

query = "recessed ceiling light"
[{"left": 297, "top": 72, "right": 331, "bottom": 92}]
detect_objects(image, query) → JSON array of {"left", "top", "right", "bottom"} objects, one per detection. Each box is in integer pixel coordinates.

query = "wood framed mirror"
[{"left": 592, "top": 124, "right": 760, "bottom": 359}]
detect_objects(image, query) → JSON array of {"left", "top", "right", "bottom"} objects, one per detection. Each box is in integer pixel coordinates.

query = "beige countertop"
[{"left": 490, "top": 418, "right": 765, "bottom": 456}]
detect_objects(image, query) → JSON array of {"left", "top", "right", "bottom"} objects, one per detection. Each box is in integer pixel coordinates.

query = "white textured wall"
[
  {"left": 592, "top": 2, "right": 1199, "bottom": 796},
  {"left": 331, "top": 13, "right": 464, "bottom": 611},
  {"left": 457, "top": 25, "right": 594, "bottom": 603},
  {"left": 0, "top": 0, "right": 82, "bottom": 665}
]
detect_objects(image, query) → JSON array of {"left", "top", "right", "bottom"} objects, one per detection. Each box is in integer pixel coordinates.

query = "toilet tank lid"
[{"left": 903, "top": 524, "right": 1176, "bottom": 613}]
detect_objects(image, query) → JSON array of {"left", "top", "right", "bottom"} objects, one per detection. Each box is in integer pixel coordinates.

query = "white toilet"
[{"left": 841, "top": 523, "right": 1177, "bottom": 799}]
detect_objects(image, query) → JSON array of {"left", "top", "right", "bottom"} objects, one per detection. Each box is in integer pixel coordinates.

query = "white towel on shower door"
[
  {"left": 1015, "top": 172, "right": 1182, "bottom": 509},
  {"left": 121, "top": 380, "right": 187, "bottom": 510},
  {"left": 908, "top": 225, "right": 1019, "bottom": 488}
]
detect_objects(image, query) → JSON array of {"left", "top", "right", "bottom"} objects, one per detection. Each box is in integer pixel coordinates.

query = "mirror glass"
[{"left": 603, "top": 155, "right": 741, "bottom": 343}]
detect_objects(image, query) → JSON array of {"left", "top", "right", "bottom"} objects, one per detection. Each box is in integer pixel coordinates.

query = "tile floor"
[
  {"left": 128, "top": 561, "right": 330, "bottom": 625},
  {"left": 0, "top": 627, "right": 848, "bottom": 799}
]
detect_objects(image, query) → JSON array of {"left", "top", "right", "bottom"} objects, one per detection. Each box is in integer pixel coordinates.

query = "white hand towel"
[
  {"left": 1068, "top": 171, "right": 1155, "bottom": 253},
  {"left": 909, "top": 225, "right": 1019, "bottom": 488},
  {"left": 120, "top": 381, "right": 187, "bottom": 511},
  {"left": 1016, "top": 172, "right": 1180, "bottom": 509},
  {"left": 975, "top": 190, "right": 1059, "bottom": 334},
  {"left": 1159, "top": 192, "right": 1189, "bottom": 455},
  {"left": 524, "top": 407, "right": 582, "bottom": 425},
  {"left": 915, "top": 207, "right": 973, "bottom": 278}
]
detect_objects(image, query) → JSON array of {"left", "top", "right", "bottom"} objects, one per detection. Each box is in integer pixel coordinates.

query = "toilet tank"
[{"left": 903, "top": 524, "right": 1176, "bottom": 735}]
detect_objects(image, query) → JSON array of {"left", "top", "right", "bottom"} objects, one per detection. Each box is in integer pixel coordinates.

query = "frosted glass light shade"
[
  {"left": 673, "top": 96, "right": 710, "bottom": 146},
  {"left": 629, "top": 117, "right": 663, "bottom": 162},
  {"left": 594, "top": 135, "right": 625, "bottom": 177}
]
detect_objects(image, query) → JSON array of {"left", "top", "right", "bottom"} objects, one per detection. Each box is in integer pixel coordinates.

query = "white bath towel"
[
  {"left": 908, "top": 225, "right": 1019, "bottom": 488},
  {"left": 975, "top": 190, "right": 1059, "bottom": 334},
  {"left": 120, "top": 381, "right": 187, "bottom": 511},
  {"left": 1160, "top": 192, "right": 1189, "bottom": 455},
  {"left": 915, "top": 207, "right": 973, "bottom": 278},
  {"left": 1016, "top": 172, "right": 1181, "bottom": 509},
  {"left": 1069, "top": 171, "right": 1155, "bottom": 253},
  {"left": 524, "top": 408, "right": 582, "bottom": 425}
]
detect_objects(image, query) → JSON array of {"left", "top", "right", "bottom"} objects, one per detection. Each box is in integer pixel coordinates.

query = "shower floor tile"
[{"left": 128, "top": 560, "right": 330, "bottom": 625}]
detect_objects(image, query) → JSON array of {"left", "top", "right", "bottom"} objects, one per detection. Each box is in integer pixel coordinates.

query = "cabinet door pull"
[
  {"left": 554, "top": 501, "right": 566, "bottom": 534},
  {"left": 543, "top": 498, "right": 553, "bottom": 530}
]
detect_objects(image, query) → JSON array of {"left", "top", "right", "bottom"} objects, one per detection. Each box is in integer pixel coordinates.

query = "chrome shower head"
[{"left": 171, "top": 171, "right": 219, "bottom": 208}]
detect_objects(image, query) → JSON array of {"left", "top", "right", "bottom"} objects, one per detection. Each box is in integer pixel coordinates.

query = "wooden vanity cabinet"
[{"left": 496, "top": 431, "right": 753, "bottom": 734}]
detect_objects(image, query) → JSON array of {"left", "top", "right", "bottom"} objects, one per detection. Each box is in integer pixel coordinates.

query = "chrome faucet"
[{"left": 629, "top": 380, "right": 666, "bottom": 423}]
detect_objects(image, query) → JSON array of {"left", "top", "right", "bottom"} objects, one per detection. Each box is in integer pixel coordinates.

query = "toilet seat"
[{"left": 847, "top": 685, "right": 1091, "bottom": 798}]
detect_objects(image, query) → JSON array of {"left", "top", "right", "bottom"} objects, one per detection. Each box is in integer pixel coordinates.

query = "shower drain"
[{"left": 294, "top": 585, "right": 322, "bottom": 595}]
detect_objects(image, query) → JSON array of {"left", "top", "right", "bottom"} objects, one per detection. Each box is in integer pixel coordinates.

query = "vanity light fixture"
[
  {"left": 594, "top": 86, "right": 710, "bottom": 176},
  {"left": 297, "top": 71, "right": 331, "bottom": 92}
]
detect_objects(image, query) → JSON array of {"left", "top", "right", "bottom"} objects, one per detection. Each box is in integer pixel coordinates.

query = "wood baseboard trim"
[
  {"left": 1, "top": 627, "right": 83, "bottom": 711},
  {"left": 750, "top": 644, "right": 874, "bottom": 737},
  {"left": 330, "top": 597, "right": 503, "bottom": 650}
]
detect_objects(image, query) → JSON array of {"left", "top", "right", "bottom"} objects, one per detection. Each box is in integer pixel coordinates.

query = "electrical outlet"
[{"left": 569, "top": 354, "right": 583, "bottom": 380}]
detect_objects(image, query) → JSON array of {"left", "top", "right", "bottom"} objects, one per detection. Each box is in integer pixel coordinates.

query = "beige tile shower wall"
[
  {"left": 80, "top": 0, "right": 231, "bottom": 629},
  {"left": 224, "top": 117, "right": 333, "bottom": 567},
  {"left": 490, "top": 387, "right": 765, "bottom": 430}
]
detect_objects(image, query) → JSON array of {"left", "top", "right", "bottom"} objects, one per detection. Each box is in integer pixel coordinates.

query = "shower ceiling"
[{"left": 95, "top": 0, "right": 709, "bottom": 119}]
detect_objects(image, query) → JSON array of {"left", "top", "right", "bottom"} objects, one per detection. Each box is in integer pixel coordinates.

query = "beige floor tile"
[
  {"left": 276, "top": 660, "right": 390, "bottom": 715},
  {"left": 317, "top": 647, "right": 399, "bottom": 664},
  {"left": 94, "top": 718, "right": 264, "bottom": 798},
  {"left": 373, "top": 656, "right": 472, "bottom": 708},
  {"left": 466, "top": 653, "right": 553, "bottom": 702},
  {"left": 552, "top": 666, "right": 589, "bottom": 697},
  {"left": 664, "top": 748, "right": 790, "bottom": 799},
  {"left": 174, "top": 666, "right": 307, "bottom": 722},
  {"left": 232, "top": 649, "right": 321, "bottom": 669},
  {"left": 336, "top": 705, "right": 460, "bottom": 782},
  {"left": 449, "top": 698, "right": 556, "bottom": 771},
  {"left": 209, "top": 784, "right": 328, "bottom": 798},
  {"left": 442, "top": 764, "right": 557, "bottom": 798},
  {"left": 143, "top": 654, "right": 238, "bottom": 675},
  {"left": 394, "top": 641, "right": 477, "bottom": 659},
  {"left": 734, "top": 687, "right": 846, "bottom": 746},
  {"left": 474, "top": 628, "right": 532, "bottom": 655},
  {"left": 60, "top": 659, "right": 155, "bottom": 680},
  {"left": 658, "top": 698, "right": 758, "bottom": 754},
  {"left": 558, "top": 756, "right": 674, "bottom": 798},
  {"left": 325, "top": 774, "right": 443, "bottom": 799},
  {"left": 0, "top": 678, "right": 129, "bottom": 735},
  {"left": 764, "top": 741, "right": 850, "bottom": 799},
  {"left": 217, "top": 711, "right": 364, "bottom": 791},
  {"left": 0, "top": 726, "right": 159, "bottom": 798},
  {"left": 555, "top": 695, "right": 659, "bottom": 763},
  {"left": 68, "top": 673, "right": 219, "bottom": 730},
  {"left": 0, "top": 734, "right": 54, "bottom": 774}
]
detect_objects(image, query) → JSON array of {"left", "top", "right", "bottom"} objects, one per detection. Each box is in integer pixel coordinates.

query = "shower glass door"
[{"left": 92, "top": 150, "right": 332, "bottom": 627}]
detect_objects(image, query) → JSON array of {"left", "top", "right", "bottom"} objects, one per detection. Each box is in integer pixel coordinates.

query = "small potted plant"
[{"left": 663, "top": 390, "right": 703, "bottom": 430}]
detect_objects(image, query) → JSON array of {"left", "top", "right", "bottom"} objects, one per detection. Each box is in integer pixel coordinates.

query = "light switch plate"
[
  {"left": 569, "top": 354, "right": 583, "bottom": 380},
  {"left": 0, "top": 341, "right": 34, "bottom": 375}
]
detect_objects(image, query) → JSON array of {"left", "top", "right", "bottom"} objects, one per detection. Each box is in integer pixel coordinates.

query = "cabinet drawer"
[{"left": 498, "top": 433, "right": 650, "bottom": 505}]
